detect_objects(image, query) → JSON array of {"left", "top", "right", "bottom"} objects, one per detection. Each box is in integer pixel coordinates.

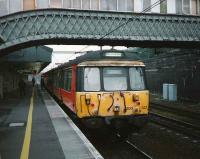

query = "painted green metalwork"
[
  {"left": 3, "top": 46, "right": 52, "bottom": 62},
  {"left": 0, "top": 34, "right": 4, "bottom": 43},
  {"left": 0, "top": 9, "right": 200, "bottom": 54},
  {"left": 1, "top": 46, "right": 52, "bottom": 73}
]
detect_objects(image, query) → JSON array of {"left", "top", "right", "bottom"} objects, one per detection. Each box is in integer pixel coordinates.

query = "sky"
[
  {"left": 47, "top": 45, "right": 127, "bottom": 52},
  {"left": 41, "top": 45, "right": 127, "bottom": 73}
]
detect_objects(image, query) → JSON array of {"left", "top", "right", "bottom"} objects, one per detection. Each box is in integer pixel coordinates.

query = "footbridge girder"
[{"left": 0, "top": 9, "right": 200, "bottom": 55}]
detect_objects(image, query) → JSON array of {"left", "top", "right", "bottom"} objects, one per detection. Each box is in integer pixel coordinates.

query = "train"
[{"left": 43, "top": 50, "right": 149, "bottom": 130}]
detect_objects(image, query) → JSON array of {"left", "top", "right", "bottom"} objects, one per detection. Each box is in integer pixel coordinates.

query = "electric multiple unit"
[{"left": 43, "top": 50, "right": 149, "bottom": 129}]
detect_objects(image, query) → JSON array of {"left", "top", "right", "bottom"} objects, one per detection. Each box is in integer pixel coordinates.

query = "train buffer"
[{"left": 0, "top": 86, "right": 103, "bottom": 159}]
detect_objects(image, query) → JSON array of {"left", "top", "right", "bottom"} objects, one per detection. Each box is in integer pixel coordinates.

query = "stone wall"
[
  {"left": 144, "top": 50, "right": 200, "bottom": 100},
  {"left": 0, "top": 62, "right": 21, "bottom": 99}
]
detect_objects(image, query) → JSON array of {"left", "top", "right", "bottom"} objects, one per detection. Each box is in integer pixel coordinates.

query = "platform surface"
[{"left": 0, "top": 86, "right": 103, "bottom": 159}]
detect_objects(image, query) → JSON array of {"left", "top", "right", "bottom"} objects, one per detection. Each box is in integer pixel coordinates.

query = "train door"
[
  {"left": 53, "top": 71, "right": 57, "bottom": 95},
  {"left": 59, "top": 69, "right": 64, "bottom": 101},
  {"left": 55, "top": 70, "right": 61, "bottom": 99},
  {"left": 61, "top": 68, "right": 75, "bottom": 112}
]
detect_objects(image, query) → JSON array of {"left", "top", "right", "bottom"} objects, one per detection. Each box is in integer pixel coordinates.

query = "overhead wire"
[
  {"left": 99, "top": 0, "right": 166, "bottom": 40},
  {"left": 50, "top": 51, "right": 76, "bottom": 69},
  {"left": 79, "top": 0, "right": 166, "bottom": 52}
]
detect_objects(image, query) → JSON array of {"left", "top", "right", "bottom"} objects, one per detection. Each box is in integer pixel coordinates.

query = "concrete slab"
[
  {"left": 0, "top": 86, "right": 103, "bottom": 159},
  {"left": 42, "top": 91, "right": 103, "bottom": 159}
]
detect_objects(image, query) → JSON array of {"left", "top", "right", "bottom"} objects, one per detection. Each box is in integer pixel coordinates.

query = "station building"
[
  {"left": 0, "top": 1, "right": 200, "bottom": 159},
  {"left": 0, "top": 0, "right": 200, "bottom": 16},
  {"left": 0, "top": 0, "right": 200, "bottom": 100}
]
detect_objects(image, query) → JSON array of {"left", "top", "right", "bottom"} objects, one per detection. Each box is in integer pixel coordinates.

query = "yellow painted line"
[{"left": 20, "top": 88, "right": 35, "bottom": 159}]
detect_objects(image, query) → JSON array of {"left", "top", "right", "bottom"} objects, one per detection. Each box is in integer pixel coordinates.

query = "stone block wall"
[{"left": 144, "top": 50, "right": 200, "bottom": 100}]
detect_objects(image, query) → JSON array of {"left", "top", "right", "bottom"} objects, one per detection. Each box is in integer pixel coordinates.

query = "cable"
[
  {"left": 100, "top": 0, "right": 166, "bottom": 40},
  {"left": 72, "top": 0, "right": 167, "bottom": 53},
  {"left": 78, "top": 45, "right": 90, "bottom": 52},
  {"left": 65, "top": 53, "right": 77, "bottom": 61},
  {"left": 142, "top": 0, "right": 166, "bottom": 13}
]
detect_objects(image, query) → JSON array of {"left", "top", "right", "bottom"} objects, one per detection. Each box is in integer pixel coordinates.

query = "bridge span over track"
[{"left": 0, "top": 9, "right": 200, "bottom": 55}]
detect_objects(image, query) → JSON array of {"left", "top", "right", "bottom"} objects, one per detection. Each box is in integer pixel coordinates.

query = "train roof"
[{"left": 48, "top": 49, "right": 143, "bottom": 72}]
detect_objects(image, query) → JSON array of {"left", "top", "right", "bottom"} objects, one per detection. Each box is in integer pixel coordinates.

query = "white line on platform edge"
[{"left": 41, "top": 91, "right": 104, "bottom": 159}]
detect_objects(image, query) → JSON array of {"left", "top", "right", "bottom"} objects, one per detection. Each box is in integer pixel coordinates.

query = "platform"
[{"left": 0, "top": 86, "right": 103, "bottom": 159}]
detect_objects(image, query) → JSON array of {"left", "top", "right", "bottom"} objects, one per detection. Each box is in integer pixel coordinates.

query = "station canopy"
[{"left": 0, "top": 46, "right": 52, "bottom": 74}]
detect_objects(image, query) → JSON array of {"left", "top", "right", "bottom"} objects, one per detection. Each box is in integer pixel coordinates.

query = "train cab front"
[{"left": 75, "top": 61, "right": 149, "bottom": 129}]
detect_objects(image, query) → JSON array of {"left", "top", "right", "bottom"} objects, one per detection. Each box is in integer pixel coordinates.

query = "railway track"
[
  {"left": 59, "top": 102, "right": 152, "bottom": 159},
  {"left": 126, "top": 140, "right": 152, "bottom": 159},
  {"left": 75, "top": 126, "right": 154, "bottom": 159},
  {"left": 116, "top": 133, "right": 153, "bottom": 159},
  {"left": 150, "top": 112, "right": 200, "bottom": 140},
  {"left": 150, "top": 102, "right": 200, "bottom": 121},
  {"left": 48, "top": 90, "right": 200, "bottom": 159},
  {"left": 126, "top": 140, "right": 153, "bottom": 159}
]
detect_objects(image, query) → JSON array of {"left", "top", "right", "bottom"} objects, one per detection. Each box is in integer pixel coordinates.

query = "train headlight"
[
  {"left": 132, "top": 94, "right": 139, "bottom": 102},
  {"left": 85, "top": 94, "right": 91, "bottom": 105}
]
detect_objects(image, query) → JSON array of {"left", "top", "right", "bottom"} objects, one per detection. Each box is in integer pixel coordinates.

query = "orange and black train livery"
[{"left": 43, "top": 50, "right": 149, "bottom": 129}]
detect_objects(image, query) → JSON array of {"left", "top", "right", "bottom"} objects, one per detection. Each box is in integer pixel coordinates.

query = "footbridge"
[{"left": 0, "top": 9, "right": 200, "bottom": 55}]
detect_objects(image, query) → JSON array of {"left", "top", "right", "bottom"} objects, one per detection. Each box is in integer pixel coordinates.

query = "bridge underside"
[
  {"left": 0, "top": 9, "right": 200, "bottom": 55},
  {"left": 1, "top": 46, "right": 52, "bottom": 73}
]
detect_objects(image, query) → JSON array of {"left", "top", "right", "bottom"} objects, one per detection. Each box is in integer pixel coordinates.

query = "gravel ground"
[
  {"left": 128, "top": 122, "right": 200, "bottom": 159},
  {"left": 80, "top": 128, "right": 148, "bottom": 159}
]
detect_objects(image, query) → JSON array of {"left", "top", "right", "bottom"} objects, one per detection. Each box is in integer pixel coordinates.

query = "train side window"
[
  {"left": 60, "top": 70, "right": 64, "bottom": 88},
  {"left": 53, "top": 72, "right": 57, "bottom": 87},
  {"left": 63, "top": 70, "right": 67, "bottom": 90},
  {"left": 84, "top": 67, "right": 100, "bottom": 91},
  {"left": 66, "top": 70, "right": 72, "bottom": 91},
  {"left": 56, "top": 71, "right": 59, "bottom": 87},
  {"left": 64, "top": 69, "right": 72, "bottom": 91},
  {"left": 129, "top": 67, "right": 145, "bottom": 90}
]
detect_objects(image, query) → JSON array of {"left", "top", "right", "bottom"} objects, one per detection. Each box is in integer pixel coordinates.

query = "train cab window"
[
  {"left": 129, "top": 67, "right": 145, "bottom": 90},
  {"left": 103, "top": 67, "right": 127, "bottom": 91},
  {"left": 84, "top": 68, "right": 100, "bottom": 91}
]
